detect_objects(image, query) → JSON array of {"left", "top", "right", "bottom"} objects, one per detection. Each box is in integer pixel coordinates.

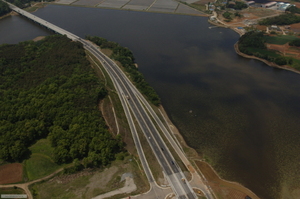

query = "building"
[
  {"left": 262, "top": 1, "right": 276, "bottom": 8},
  {"left": 246, "top": 1, "right": 255, "bottom": 6},
  {"left": 277, "top": 3, "right": 292, "bottom": 11}
]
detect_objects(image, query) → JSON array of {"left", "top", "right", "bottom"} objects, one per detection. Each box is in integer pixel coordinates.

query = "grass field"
[
  {"left": 29, "top": 139, "right": 54, "bottom": 158},
  {"left": 24, "top": 138, "right": 63, "bottom": 181},
  {"left": 247, "top": 47, "right": 280, "bottom": 57},
  {"left": 0, "top": 187, "right": 25, "bottom": 195},
  {"left": 264, "top": 35, "right": 298, "bottom": 45},
  {"left": 290, "top": 58, "right": 300, "bottom": 70},
  {"left": 25, "top": 154, "right": 61, "bottom": 181}
]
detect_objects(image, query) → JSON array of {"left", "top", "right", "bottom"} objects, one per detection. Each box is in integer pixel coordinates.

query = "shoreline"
[
  {"left": 158, "top": 105, "right": 260, "bottom": 198},
  {"left": 234, "top": 42, "right": 300, "bottom": 75},
  {"left": 208, "top": 13, "right": 300, "bottom": 74}
]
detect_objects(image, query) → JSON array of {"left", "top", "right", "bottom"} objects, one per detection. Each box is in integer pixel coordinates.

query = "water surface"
[{"left": 1, "top": 5, "right": 300, "bottom": 199}]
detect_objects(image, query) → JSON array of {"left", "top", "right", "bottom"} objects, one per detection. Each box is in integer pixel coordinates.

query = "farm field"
[
  {"left": 0, "top": 163, "right": 23, "bottom": 184},
  {"left": 264, "top": 35, "right": 299, "bottom": 45}
]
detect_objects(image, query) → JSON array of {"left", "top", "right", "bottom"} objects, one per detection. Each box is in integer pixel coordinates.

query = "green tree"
[
  {"left": 289, "top": 39, "right": 300, "bottom": 47},
  {"left": 0, "top": 1, "right": 10, "bottom": 16}
]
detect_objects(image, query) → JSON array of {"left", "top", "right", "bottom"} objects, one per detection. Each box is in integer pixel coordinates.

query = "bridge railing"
[{"left": 2, "top": 0, "right": 79, "bottom": 41}]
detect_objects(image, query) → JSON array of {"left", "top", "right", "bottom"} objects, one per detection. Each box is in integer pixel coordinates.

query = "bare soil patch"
[
  {"left": 290, "top": 23, "right": 300, "bottom": 33},
  {"left": 195, "top": 160, "right": 260, "bottom": 199},
  {"left": 0, "top": 163, "right": 23, "bottom": 184},
  {"left": 32, "top": 36, "right": 45, "bottom": 42},
  {"left": 223, "top": 7, "right": 281, "bottom": 28},
  {"left": 267, "top": 43, "right": 300, "bottom": 58}
]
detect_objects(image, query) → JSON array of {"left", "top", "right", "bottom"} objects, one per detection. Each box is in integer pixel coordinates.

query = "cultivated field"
[
  {"left": 54, "top": 0, "right": 207, "bottom": 15},
  {"left": 0, "top": 163, "right": 23, "bottom": 184}
]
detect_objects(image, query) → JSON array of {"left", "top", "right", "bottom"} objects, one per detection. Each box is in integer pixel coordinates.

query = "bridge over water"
[
  {"left": 1, "top": 3, "right": 212, "bottom": 198},
  {"left": 5, "top": 1, "right": 79, "bottom": 41}
]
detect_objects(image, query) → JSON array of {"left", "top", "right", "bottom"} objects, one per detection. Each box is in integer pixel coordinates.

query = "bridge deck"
[{"left": 6, "top": 1, "right": 79, "bottom": 41}]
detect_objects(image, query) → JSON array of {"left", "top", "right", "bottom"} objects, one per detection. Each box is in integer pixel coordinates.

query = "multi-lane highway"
[
  {"left": 82, "top": 39, "right": 196, "bottom": 199},
  {"left": 5, "top": 2, "right": 214, "bottom": 198}
]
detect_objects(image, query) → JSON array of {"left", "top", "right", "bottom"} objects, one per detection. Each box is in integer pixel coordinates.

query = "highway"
[
  {"left": 82, "top": 39, "right": 196, "bottom": 199},
  {"left": 5, "top": 2, "right": 214, "bottom": 198}
]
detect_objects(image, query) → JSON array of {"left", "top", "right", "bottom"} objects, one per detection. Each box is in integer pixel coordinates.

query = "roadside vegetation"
[
  {"left": 0, "top": 1, "right": 10, "bottom": 16},
  {"left": 86, "top": 35, "right": 161, "bottom": 106},
  {"left": 0, "top": 35, "right": 125, "bottom": 171},
  {"left": 29, "top": 156, "right": 148, "bottom": 199}
]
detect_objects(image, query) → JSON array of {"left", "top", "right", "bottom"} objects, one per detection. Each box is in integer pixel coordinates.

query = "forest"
[
  {"left": 286, "top": 5, "right": 300, "bottom": 14},
  {"left": 0, "top": 35, "right": 124, "bottom": 167},
  {"left": 86, "top": 35, "right": 161, "bottom": 106},
  {"left": 0, "top": 1, "right": 10, "bottom": 16},
  {"left": 258, "top": 13, "right": 300, "bottom": 25},
  {"left": 6, "top": 0, "right": 53, "bottom": 8}
]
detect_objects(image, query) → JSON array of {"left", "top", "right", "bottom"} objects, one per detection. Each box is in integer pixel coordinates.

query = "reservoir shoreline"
[{"left": 1, "top": 4, "right": 300, "bottom": 199}]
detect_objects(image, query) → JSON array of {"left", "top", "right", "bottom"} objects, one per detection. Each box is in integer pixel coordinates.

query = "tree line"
[
  {"left": 0, "top": 1, "right": 10, "bottom": 16},
  {"left": 0, "top": 35, "right": 124, "bottom": 168},
  {"left": 259, "top": 13, "right": 300, "bottom": 25},
  {"left": 86, "top": 35, "right": 161, "bottom": 106},
  {"left": 226, "top": 1, "right": 247, "bottom": 10},
  {"left": 6, "top": 0, "right": 53, "bottom": 8}
]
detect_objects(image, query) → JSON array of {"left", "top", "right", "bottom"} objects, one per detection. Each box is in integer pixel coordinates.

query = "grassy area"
[
  {"left": 264, "top": 35, "right": 298, "bottom": 45},
  {"left": 30, "top": 156, "right": 149, "bottom": 199},
  {"left": 25, "top": 154, "right": 61, "bottom": 181},
  {"left": 190, "top": 3, "right": 207, "bottom": 12},
  {"left": 290, "top": 58, "right": 300, "bottom": 70},
  {"left": 24, "top": 6, "right": 39, "bottom": 12},
  {"left": 29, "top": 139, "right": 54, "bottom": 158},
  {"left": 24, "top": 138, "right": 63, "bottom": 181},
  {"left": 247, "top": 47, "right": 280, "bottom": 57},
  {"left": 0, "top": 187, "right": 25, "bottom": 195}
]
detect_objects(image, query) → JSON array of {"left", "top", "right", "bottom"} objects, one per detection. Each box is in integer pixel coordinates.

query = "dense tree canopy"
[
  {"left": 86, "top": 35, "right": 161, "bottom": 106},
  {"left": 259, "top": 13, "right": 300, "bottom": 25},
  {"left": 289, "top": 39, "right": 300, "bottom": 47},
  {"left": 0, "top": 1, "right": 10, "bottom": 16},
  {"left": 238, "top": 31, "right": 292, "bottom": 66},
  {"left": 6, "top": 0, "right": 53, "bottom": 8},
  {"left": 238, "top": 31, "right": 266, "bottom": 50},
  {"left": 286, "top": 6, "right": 300, "bottom": 14},
  {"left": 0, "top": 35, "right": 124, "bottom": 166},
  {"left": 226, "top": 1, "right": 248, "bottom": 10}
]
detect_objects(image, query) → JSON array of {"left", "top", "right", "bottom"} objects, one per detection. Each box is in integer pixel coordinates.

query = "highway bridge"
[{"left": 4, "top": 2, "right": 214, "bottom": 199}]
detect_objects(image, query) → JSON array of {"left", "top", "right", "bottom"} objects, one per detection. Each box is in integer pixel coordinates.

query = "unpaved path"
[
  {"left": 0, "top": 168, "right": 63, "bottom": 199},
  {"left": 92, "top": 176, "right": 137, "bottom": 199}
]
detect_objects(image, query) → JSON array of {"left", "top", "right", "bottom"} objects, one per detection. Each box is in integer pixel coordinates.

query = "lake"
[{"left": 1, "top": 5, "right": 300, "bottom": 199}]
